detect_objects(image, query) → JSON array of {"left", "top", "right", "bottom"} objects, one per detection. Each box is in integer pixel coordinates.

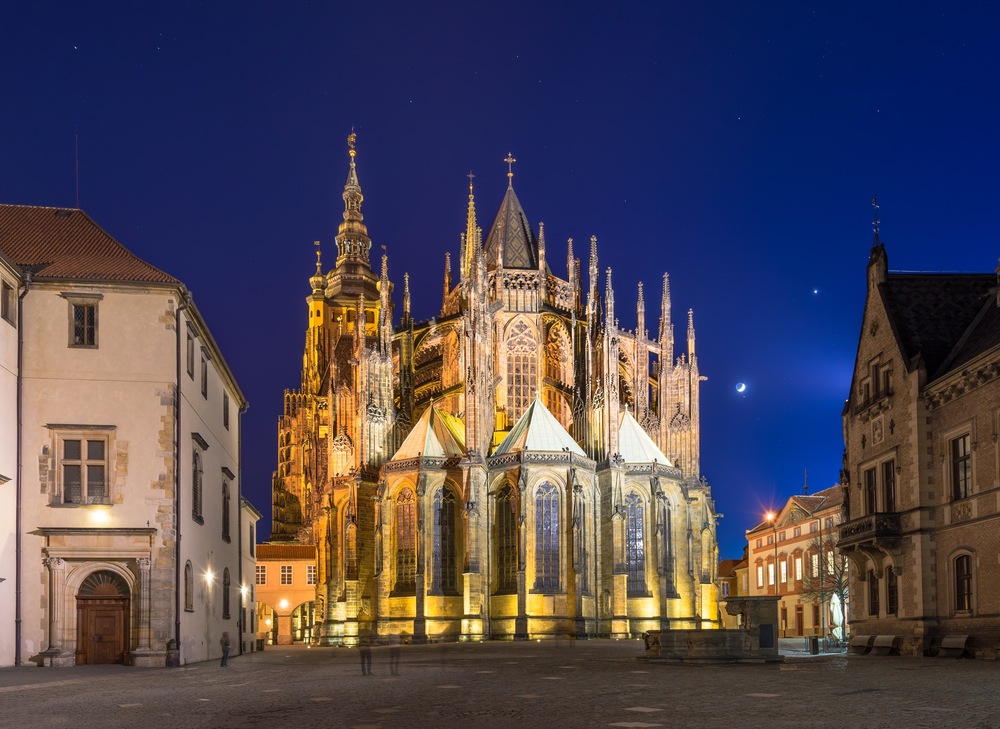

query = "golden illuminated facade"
[{"left": 269, "top": 136, "right": 719, "bottom": 644}]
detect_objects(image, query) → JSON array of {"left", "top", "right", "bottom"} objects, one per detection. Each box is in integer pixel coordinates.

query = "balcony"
[{"left": 837, "top": 512, "right": 901, "bottom": 548}]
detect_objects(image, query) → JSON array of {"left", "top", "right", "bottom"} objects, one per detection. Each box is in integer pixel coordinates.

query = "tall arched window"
[
  {"left": 495, "top": 485, "right": 517, "bottom": 594},
  {"left": 222, "top": 481, "right": 231, "bottom": 542},
  {"left": 625, "top": 492, "right": 646, "bottom": 596},
  {"left": 394, "top": 488, "right": 416, "bottom": 594},
  {"left": 955, "top": 554, "right": 972, "bottom": 612},
  {"left": 223, "top": 568, "right": 231, "bottom": 619},
  {"left": 184, "top": 561, "right": 194, "bottom": 612},
  {"left": 506, "top": 321, "right": 537, "bottom": 423},
  {"left": 534, "top": 482, "right": 559, "bottom": 592},
  {"left": 432, "top": 488, "right": 458, "bottom": 594},
  {"left": 345, "top": 520, "right": 358, "bottom": 580},
  {"left": 192, "top": 451, "right": 204, "bottom": 523}
]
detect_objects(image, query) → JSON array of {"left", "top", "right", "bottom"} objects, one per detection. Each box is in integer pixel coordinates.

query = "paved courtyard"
[{"left": 1, "top": 640, "right": 998, "bottom": 728}]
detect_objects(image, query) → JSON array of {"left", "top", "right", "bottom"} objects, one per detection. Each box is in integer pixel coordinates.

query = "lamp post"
[{"left": 765, "top": 512, "right": 779, "bottom": 597}]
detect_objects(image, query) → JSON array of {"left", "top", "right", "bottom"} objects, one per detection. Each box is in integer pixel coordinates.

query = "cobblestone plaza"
[{"left": 2, "top": 641, "right": 997, "bottom": 728}]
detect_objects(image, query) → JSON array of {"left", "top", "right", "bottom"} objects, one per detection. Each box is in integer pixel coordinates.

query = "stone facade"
[
  {"left": 839, "top": 233, "right": 1000, "bottom": 657},
  {"left": 269, "top": 138, "right": 720, "bottom": 644}
]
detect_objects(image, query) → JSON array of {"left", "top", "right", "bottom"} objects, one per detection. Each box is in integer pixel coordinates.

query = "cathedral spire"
[
  {"left": 504, "top": 152, "right": 516, "bottom": 188},
  {"left": 403, "top": 272, "right": 411, "bottom": 323},
  {"left": 658, "top": 273, "right": 671, "bottom": 344},
  {"left": 687, "top": 308, "right": 696, "bottom": 358},
  {"left": 637, "top": 281, "right": 646, "bottom": 341},
  {"left": 443, "top": 252, "right": 452, "bottom": 310},
  {"left": 461, "top": 172, "right": 481, "bottom": 281},
  {"left": 605, "top": 267, "right": 615, "bottom": 328},
  {"left": 379, "top": 252, "right": 392, "bottom": 352},
  {"left": 310, "top": 240, "right": 325, "bottom": 294},
  {"left": 336, "top": 132, "right": 372, "bottom": 267},
  {"left": 566, "top": 237, "right": 574, "bottom": 282}
]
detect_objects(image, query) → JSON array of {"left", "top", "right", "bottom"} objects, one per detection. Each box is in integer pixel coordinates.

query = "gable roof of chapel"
[
  {"left": 492, "top": 397, "right": 586, "bottom": 456},
  {"left": 618, "top": 409, "right": 673, "bottom": 466},
  {"left": 393, "top": 403, "right": 466, "bottom": 460}
]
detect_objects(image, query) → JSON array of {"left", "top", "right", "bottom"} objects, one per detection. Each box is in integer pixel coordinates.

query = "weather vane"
[{"left": 348, "top": 130, "right": 357, "bottom": 158}]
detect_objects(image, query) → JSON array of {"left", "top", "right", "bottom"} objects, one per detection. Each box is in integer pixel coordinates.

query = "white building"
[
  {"left": 0, "top": 204, "right": 248, "bottom": 667},
  {"left": 0, "top": 249, "right": 21, "bottom": 667}
]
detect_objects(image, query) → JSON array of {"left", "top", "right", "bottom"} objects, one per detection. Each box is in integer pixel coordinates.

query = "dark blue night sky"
[{"left": 3, "top": 2, "right": 998, "bottom": 558}]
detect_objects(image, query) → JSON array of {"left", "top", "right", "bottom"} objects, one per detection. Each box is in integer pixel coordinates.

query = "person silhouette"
[{"left": 358, "top": 628, "right": 373, "bottom": 675}]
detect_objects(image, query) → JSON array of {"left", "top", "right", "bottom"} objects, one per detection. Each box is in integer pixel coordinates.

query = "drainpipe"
[
  {"left": 237, "top": 401, "right": 248, "bottom": 656},
  {"left": 174, "top": 292, "right": 191, "bottom": 655},
  {"left": 14, "top": 271, "right": 31, "bottom": 666}
]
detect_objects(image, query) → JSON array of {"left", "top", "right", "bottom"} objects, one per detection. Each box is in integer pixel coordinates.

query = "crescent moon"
[{"left": 736, "top": 383, "right": 746, "bottom": 393}]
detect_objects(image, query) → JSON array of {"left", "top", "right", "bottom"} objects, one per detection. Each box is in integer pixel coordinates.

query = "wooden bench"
[
  {"left": 848, "top": 634, "right": 874, "bottom": 655},
  {"left": 936, "top": 634, "right": 971, "bottom": 658},
  {"left": 871, "top": 635, "right": 899, "bottom": 656}
]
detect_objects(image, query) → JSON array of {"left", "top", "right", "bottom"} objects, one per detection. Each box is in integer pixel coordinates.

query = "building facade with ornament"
[
  {"left": 0, "top": 205, "right": 249, "bottom": 667},
  {"left": 839, "top": 222, "right": 1000, "bottom": 657},
  {"left": 267, "top": 137, "right": 720, "bottom": 644}
]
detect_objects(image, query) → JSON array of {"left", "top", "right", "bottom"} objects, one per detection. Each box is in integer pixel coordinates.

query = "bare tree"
[{"left": 799, "top": 534, "right": 849, "bottom": 638}]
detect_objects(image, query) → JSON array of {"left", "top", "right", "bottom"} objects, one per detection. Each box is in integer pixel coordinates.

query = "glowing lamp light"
[
  {"left": 240, "top": 584, "right": 249, "bottom": 598},
  {"left": 89, "top": 508, "right": 111, "bottom": 525},
  {"left": 265, "top": 619, "right": 272, "bottom": 627},
  {"left": 279, "top": 598, "right": 289, "bottom": 610},
  {"left": 204, "top": 569, "right": 214, "bottom": 583}
]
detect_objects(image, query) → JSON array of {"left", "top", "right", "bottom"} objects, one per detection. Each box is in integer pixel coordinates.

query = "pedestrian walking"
[
  {"left": 359, "top": 628, "right": 373, "bottom": 675},
  {"left": 220, "top": 632, "right": 232, "bottom": 668},
  {"left": 388, "top": 632, "right": 401, "bottom": 675}
]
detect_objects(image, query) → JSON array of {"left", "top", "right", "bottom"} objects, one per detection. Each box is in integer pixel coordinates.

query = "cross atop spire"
[
  {"left": 467, "top": 170, "right": 475, "bottom": 193},
  {"left": 504, "top": 153, "right": 516, "bottom": 187}
]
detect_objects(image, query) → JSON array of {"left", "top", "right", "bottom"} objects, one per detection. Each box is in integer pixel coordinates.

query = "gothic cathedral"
[{"left": 270, "top": 136, "right": 719, "bottom": 644}]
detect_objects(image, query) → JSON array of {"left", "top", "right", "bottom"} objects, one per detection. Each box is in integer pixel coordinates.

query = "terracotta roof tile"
[
  {"left": 256, "top": 544, "right": 316, "bottom": 560},
  {"left": 0, "top": 205, "right": 179, "bottom": 284}
]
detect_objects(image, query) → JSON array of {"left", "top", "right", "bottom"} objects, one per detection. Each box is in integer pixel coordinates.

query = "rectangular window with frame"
[
  {"left": 794, "top": 527, "right": 801, "bottom": 537},
  {"left": 255, "top": 565, "right": 266, "bottom": 585},
  {"left": 1, "top": 279, "right": 15, "bottom": 326},
  {"left": 767, "top": 562, "right": 775, "bottom": 586},
  {"left": 223, "top": 392, "right": 230, "bottom": 430},
  {"left": 58, "top": 433, "right": 110, "bottom": 505},
  {"left": 779, "top": 559, "right": 787, "bottom": 583},
  {"left": 755, "top": 539, "right": 761, "bottom": 548},
  {"left": 864, "top": 467, "right": 877, "bottom": 514},
  {"left": 756, "top": 565, "right": 763, "bottom": 588},
  {"left": 794, "top": 555, "right": 802, "bottom": 581},
  {"left": 886, "top": 568, "right": 898, "bottom": 615},
  {"left": 951, "top": 434, "right": 972, "bottom": 501},
  {"left": 280, "top": 565, "right": 293, "bottom": 585},
  {"left": 868, "top": 570, "right": 880, "bottom": 616},
  {"left": 810, "top": 521, "right": 818, "bottom": 533},
  {"left": 306, "top": 565, "right": 316, "bottom": 585},
  {"left": 63, "top": 293, "right": 102, "bottom": 348},
  {"left": 200, "top": 352, "right": 208, "bottom": 399},
  {"left": 811, "top": 552, "right": 819, "bottom": 578},
  {"left": 882, "top": 460, "right": 896, "bottom": 512},
  {"left": 186, "top": 332, "right": 195, "bottom": 378}
]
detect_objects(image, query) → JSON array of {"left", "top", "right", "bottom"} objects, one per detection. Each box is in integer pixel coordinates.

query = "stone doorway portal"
[{"left": 76, "top": 570, "right": 130, "bottom": 665}]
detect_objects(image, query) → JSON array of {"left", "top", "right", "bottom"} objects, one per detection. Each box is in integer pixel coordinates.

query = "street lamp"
[{"left": 765, "top": 512, "right": 778, "bottom": 597}]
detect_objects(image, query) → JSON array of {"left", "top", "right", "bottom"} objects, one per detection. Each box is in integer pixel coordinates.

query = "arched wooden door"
[{"left": 76, "top": 570, "right": 130, "bottom": 665}]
